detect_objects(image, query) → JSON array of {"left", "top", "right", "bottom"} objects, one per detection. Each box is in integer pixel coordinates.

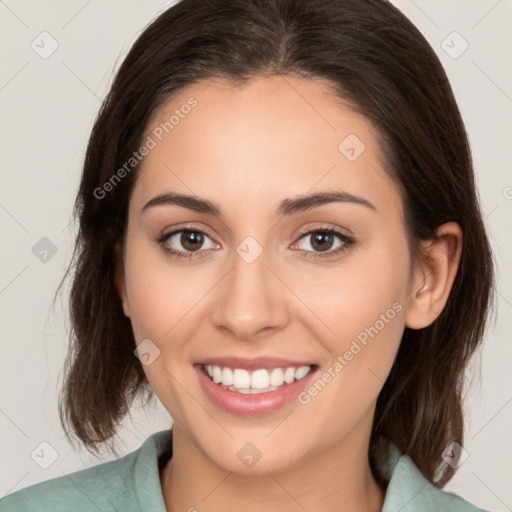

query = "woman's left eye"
[
  {"left": 157, "top": 225, "right": 355, "bottom": 261},
  {"left": 293, "top": 227, "right": 355, "bottom": 260}
]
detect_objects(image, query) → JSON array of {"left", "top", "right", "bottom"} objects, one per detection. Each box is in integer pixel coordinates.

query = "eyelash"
[{"left": 156, "top": 223, "right": 355, "bottom": 261}]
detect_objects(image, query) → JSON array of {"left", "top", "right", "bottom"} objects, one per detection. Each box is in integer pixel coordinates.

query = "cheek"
[
  {"left": 289, "top": 243, "right": 410, "bottom": 442},
  {"left": 123, "top": 237, "right": 210, "bottom": 344},
  {"left": 334, "top": 265, "right": 406, "bottom": 354},
  {"left": 295, "top": 239, "right": 410, "bottom": 358},
  {"left": 122, "top": 238, "right": 213, "bottom": 419},
  {"left": 293, "top": 247, "right": 409, "bottom": 439}
]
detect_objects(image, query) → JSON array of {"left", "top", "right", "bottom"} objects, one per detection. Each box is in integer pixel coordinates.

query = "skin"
[{"left": 116, "top": 75, "right": 462, "bottom": 512}]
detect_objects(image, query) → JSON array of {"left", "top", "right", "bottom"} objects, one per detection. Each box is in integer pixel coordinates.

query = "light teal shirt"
[{"left": 0, "top": 430, "right": 491, "bottom": 511}]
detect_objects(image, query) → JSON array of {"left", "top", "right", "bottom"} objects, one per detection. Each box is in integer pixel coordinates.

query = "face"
[{"left": 117, "top": 75, "right": 415, "bottom": 474}]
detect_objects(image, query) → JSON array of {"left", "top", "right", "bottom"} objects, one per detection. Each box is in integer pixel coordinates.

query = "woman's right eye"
[{"left": 157, "top": 228, "right": 219, "bottom": 260}]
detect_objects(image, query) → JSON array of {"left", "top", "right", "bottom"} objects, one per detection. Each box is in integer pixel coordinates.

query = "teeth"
[
  {"left": 251, "top": 369, "right": 270, "bottom": 389},
  {"left": 232, "top": 369, "right": 251, "bottom": 389},
  {"left": 295, "top": 366, "right": 310, "bottom": 380},
  {"left": 212, "top": 365, "right": 222, "bottom": 384},
  {"left": 204, "top": 364, "right": 313, "bottom": 393},
  {"left": 222, "top": 367, "right": 233, "bottom": 386},
  {"left": 284, "top": 367, "right": 295, "bottom": 384},
  {"left": 269, "top": 368, "right": 285, "bottom": 387},
  {"left": 235, "top": 386, "right": 281, "bottom": 394}
]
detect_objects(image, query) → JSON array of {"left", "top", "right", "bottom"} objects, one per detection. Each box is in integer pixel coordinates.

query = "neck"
[{"left": 160, "top": 427, "right": 387, "bottom": 512}]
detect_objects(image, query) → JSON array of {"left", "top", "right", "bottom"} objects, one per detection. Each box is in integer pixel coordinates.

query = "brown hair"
[{"left": 58, "top": 0, "right": 494, "bottom": 486}]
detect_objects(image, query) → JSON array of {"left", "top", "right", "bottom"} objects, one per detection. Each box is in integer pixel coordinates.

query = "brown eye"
[
  {"left": 309, "top": 231, "right": 336, "bottom": 252},
  {"left": 294, "top": 227, "right": 355, "bottom": 260},
  {"left": 179, "top": 230, "right": 205, "bottom": 252},
  {"left": 157, "top": 226, "right": 219, "bottom": 260}
]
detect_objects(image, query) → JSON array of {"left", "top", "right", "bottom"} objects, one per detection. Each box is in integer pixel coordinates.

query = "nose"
[{"left": 210, "top": 244, "right": 290, "bottom": 342}]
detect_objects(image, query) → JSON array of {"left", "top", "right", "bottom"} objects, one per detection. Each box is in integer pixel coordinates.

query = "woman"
[{"left": 0, "top": 0, "right": 495, "bottom": 510}]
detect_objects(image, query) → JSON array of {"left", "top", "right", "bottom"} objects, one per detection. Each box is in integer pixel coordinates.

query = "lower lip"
[{"left": 195, "top": 365, "right": 318, "bottom": 417}]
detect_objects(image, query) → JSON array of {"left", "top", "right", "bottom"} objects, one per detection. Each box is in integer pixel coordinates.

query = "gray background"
[{"left": 0, "top": 0, "right": 511, "bottom": 510}]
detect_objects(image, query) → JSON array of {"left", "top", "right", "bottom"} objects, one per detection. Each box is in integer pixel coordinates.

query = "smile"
[
  {"left": 195, "top": 357, "right": 319, "bottom": 416},
  {"left": 203, "top": 364, "right": 313, "bottom": 394}
]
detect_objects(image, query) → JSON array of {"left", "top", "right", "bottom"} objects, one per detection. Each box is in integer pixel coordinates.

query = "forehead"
[{"left": 133, "top": 75, "right": 402, "bottom": 219}]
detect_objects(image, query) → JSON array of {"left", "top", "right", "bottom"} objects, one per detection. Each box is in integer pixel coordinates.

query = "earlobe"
[
  {"left": 405, "top": 222, "right": 462, "bottom": 330},
  {"left": 113, "top": 243, "right": 131, "bottom": 318}
]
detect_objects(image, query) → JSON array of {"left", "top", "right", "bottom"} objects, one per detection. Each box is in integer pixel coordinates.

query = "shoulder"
[
  {"left": 0, "top": 430, "right": 173, "bottom": 512},
  {"left": 379, "top": 444, "right": 492, "bottom": 512},
  {"left": 0, "top": 457, "right": 129, "bottom": 511},
  {"left": 393, "top": 465, "right": 491, "bottom": 512}
]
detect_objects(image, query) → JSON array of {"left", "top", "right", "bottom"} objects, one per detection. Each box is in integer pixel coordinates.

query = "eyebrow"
[{"left": 141, "top": 190, "right": 377, "bottom": 217}]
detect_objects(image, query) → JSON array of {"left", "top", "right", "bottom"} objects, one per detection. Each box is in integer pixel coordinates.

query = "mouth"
[
  {"left": 201, "top": 363, "right": 315, "bottom": 394},
  {"left": 194, "top": 357, "right": 319, "bottom": 416}
]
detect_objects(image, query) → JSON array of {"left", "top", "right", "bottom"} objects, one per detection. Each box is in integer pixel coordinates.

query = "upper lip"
[{"left": 195, "top": 356, "right": 316, "bottom": 371}]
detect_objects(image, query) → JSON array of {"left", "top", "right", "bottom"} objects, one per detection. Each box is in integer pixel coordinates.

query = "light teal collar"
[{"left": 144, "top": 431, "right": 486, "bottom": 512}]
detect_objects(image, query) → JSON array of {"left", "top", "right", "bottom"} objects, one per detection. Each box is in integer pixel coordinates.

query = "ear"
[
  {"left": 405, "top": 222, "right": 462, "bottom": 329},
  {"left": 113, "top": 242, "right": 130, "bottom": 318}
]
